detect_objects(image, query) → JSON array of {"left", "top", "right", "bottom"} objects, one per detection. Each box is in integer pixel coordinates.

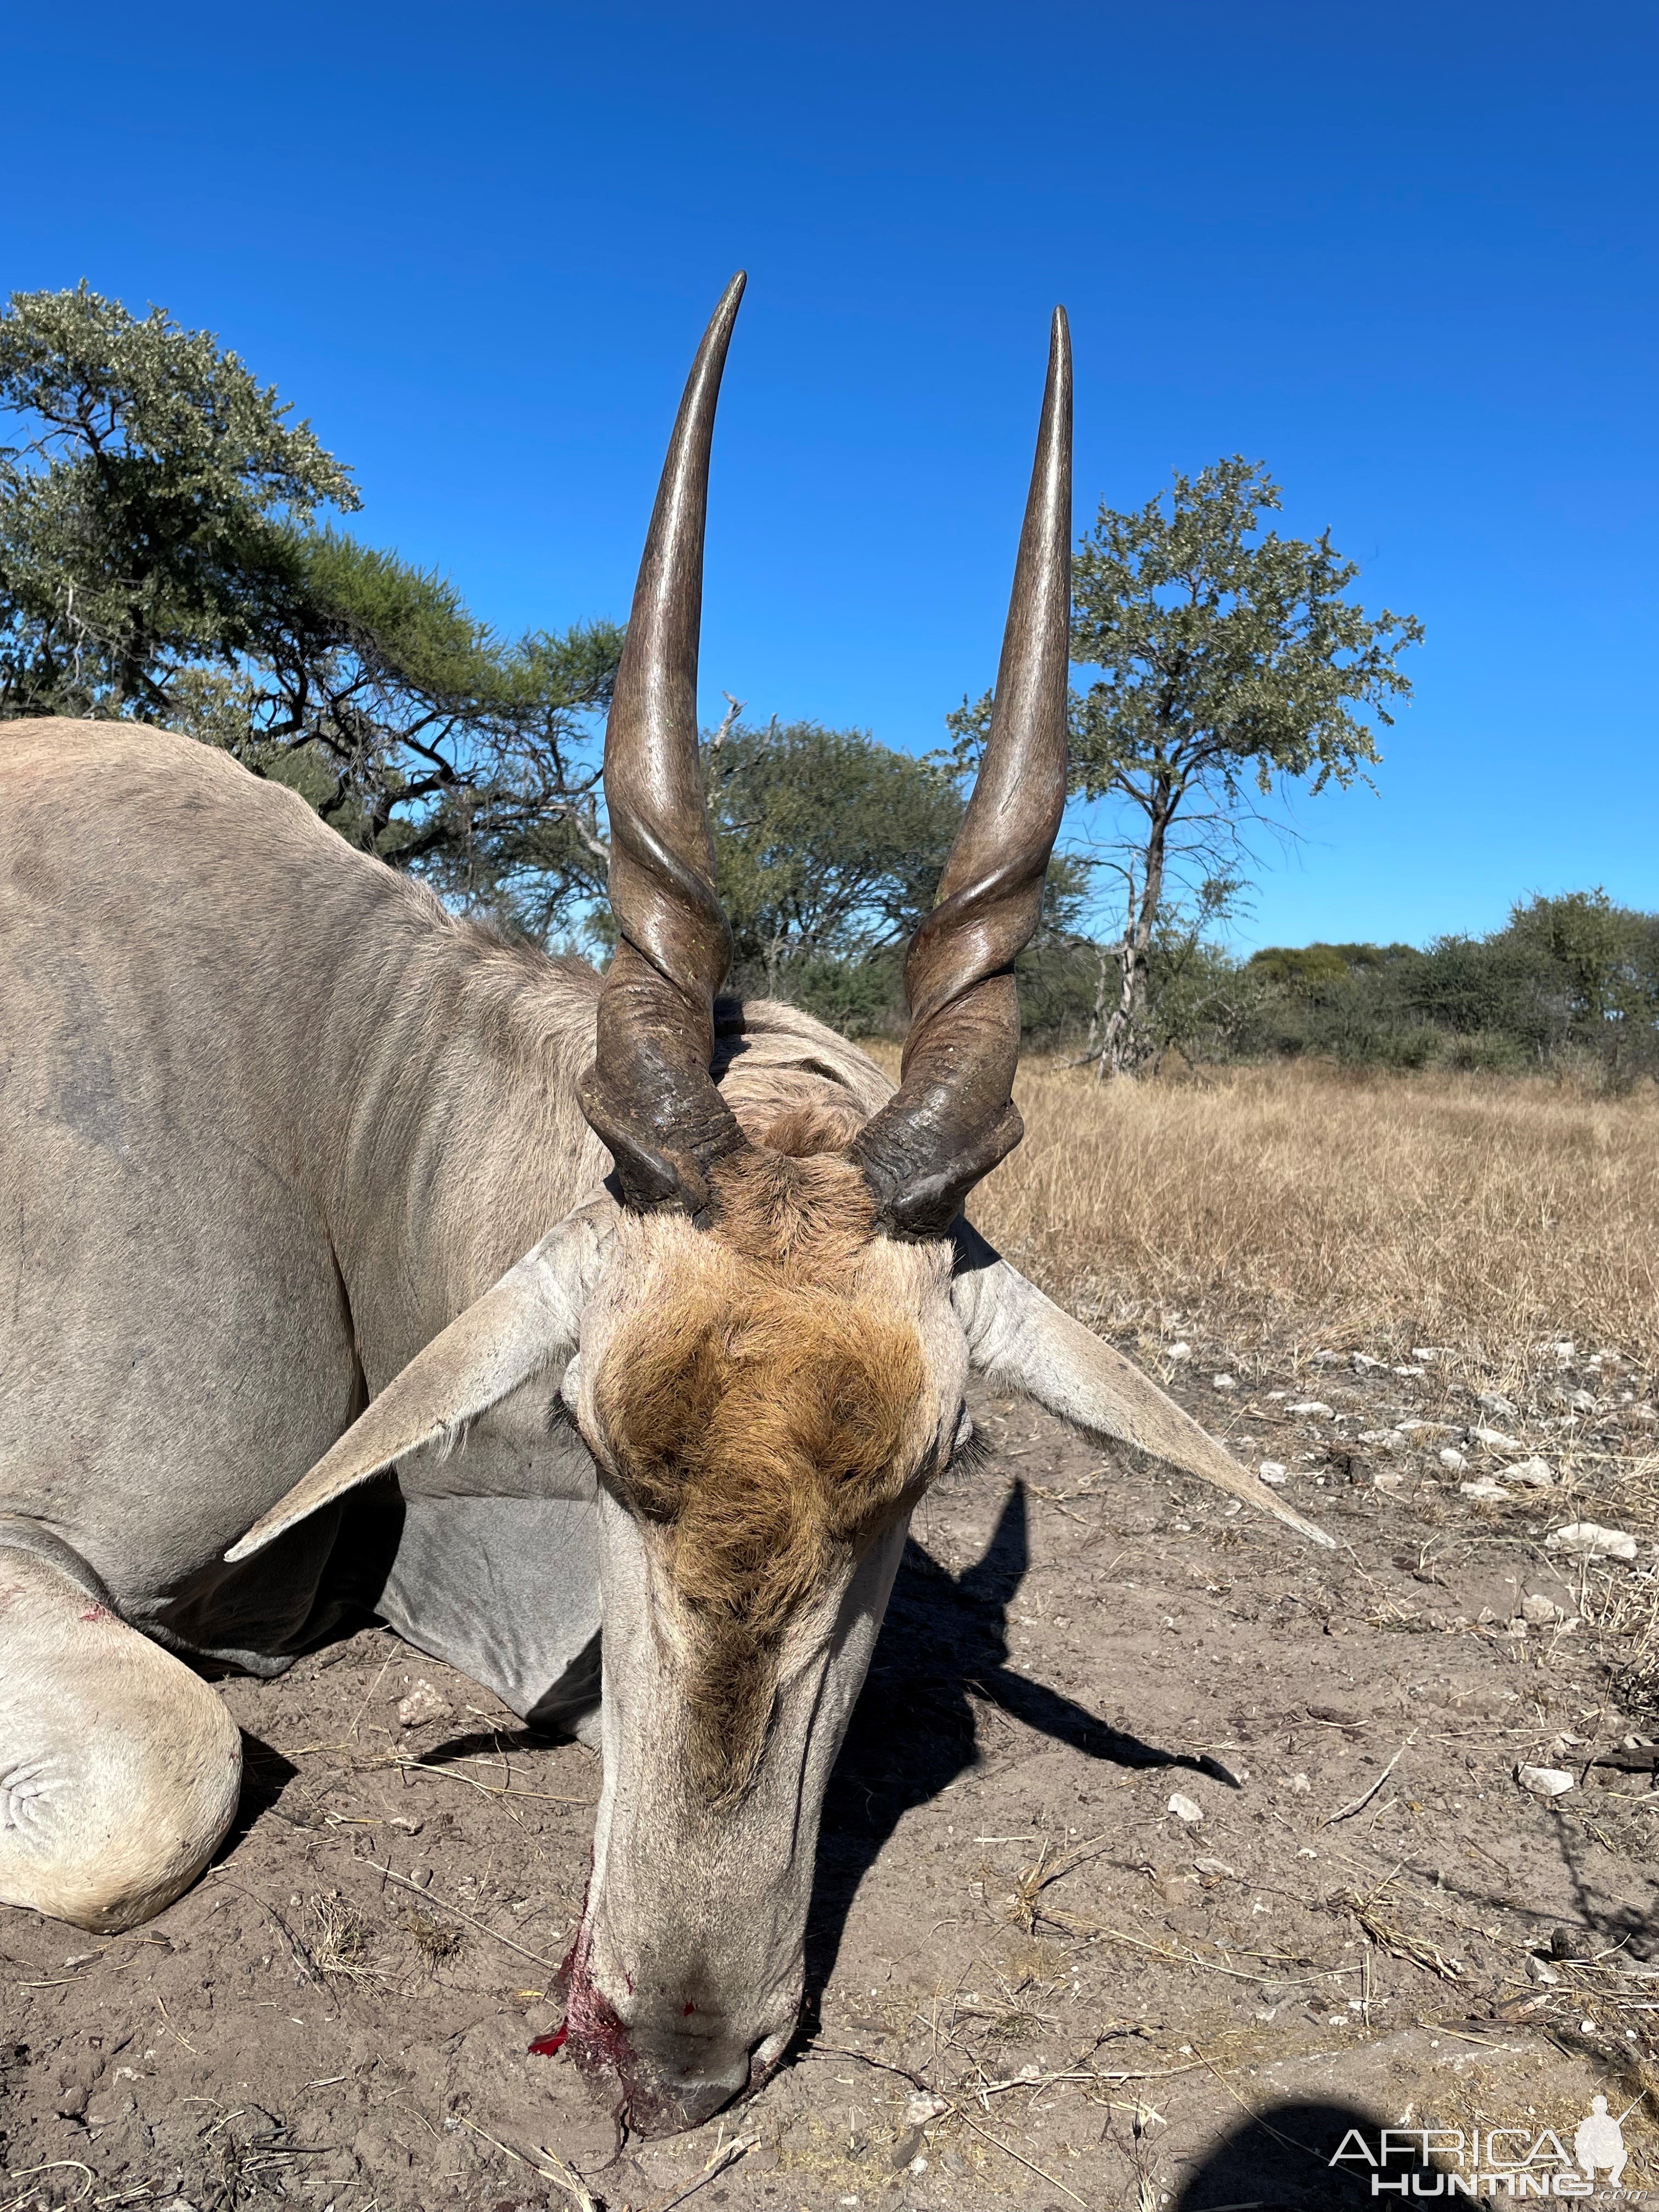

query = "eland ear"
[
  {"left": 951, "top": 1222, "right": 1333, "bottom": 1549},
  {"left": 224, "top": 1206, "right": 614, "bottom": 1564}
]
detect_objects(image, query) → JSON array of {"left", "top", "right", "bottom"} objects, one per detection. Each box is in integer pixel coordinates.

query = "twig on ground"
[
  {"left": 1323, "top": 1739, "right": 1413, "bottom": 1827},
  {"left": 455, "top": 2115, "right": 599, "bottom": 2212},
  {"left": 1, "top": 2163, "right": 97, "bottom": 2211},
  {"left": 947, "top": 2108, "right": 1089, "bottom": 2208},
  {"left": 802, "top": 2044, "right": 935, "bottom": 2092},
  {"left": 362, "top": 1858, "right": 560, "bottom": 1970},
  {"left": 1189, "top": 2042, "right": 1328, "bottom": 2160},
  {"left": 648, "top": 2133, "right": 759, "bottom": 2212},
  {"left": 387, "top": 1754, "right": 596, "bottom": 1806}
]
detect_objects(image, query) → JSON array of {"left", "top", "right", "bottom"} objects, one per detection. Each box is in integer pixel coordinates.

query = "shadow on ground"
[
  {"left": 1170, "top": 2098, "right": 1440, "bottom": 2207},
  {"left": 804, "top": 1477, "right": 1241, "bottom": 2008}
]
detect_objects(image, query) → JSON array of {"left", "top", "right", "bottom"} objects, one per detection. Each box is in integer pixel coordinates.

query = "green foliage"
[
  {"left": 951, "top": 457, "right": 1424, "bottom": 1075},
  {"left": 706, "top": 719, "right": 966, "bottom": 990},
  {"left": 701, "top": 719, "right": 1087, "bottom": 1035},
  {"left": 0, "top": 284, "right": 623, "bottom": 940},
  {"left": 1066, "top": 456, "right": 1421, "bottom": 806},
  {"left": 0, "top": 281, "right": 356, "bottom": 718},
  {"left": 1207, "top": 893, "right": 1659, "bottom": 1082}
]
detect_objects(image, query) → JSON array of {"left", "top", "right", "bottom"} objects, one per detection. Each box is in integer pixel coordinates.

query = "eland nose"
[{"left": 566, "top": 2000, "right": 794, "bottom": 2136}]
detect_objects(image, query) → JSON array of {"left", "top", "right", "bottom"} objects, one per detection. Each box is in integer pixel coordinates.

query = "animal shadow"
[
  {"left": 1170, "top": 2098, "right": 1440, "bottom": 2206},
  {"left": 215, "top": 1731, "right": 299, "bottom": 1858},
  {"left": 802, "top": 1476, "right": 1237, "bottom": 2010}
]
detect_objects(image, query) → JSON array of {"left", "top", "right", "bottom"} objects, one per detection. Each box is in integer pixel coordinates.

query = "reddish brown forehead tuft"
[
  {"left": 593, "top": 1235, "right": 928, "bottom": 1798},
  {"left": 706, "top": 1111, "right": 877, "bottom": 1278}
]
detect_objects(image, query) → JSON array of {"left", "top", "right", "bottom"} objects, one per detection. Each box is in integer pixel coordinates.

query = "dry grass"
[{"left": 865, "top": 1049, "right": 1659, "bottom": 1362}]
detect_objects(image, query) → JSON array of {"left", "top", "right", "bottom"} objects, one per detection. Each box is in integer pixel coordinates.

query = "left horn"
[
  {"left": 850, "top": 307, "right": 1072, "bottom": 1237},
  {"left": 578, "top": 274, "right": 752, "bottom": 1218}
]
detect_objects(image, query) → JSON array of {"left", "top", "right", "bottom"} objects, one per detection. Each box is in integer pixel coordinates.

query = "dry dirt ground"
[{"left": 6, "top": 1339, "right": 1659, "bottom": 2211}]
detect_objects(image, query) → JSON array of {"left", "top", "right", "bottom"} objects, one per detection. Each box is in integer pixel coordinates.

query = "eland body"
[{"left": 0, "top": 278, "right": 1324, "bottom": 2135}]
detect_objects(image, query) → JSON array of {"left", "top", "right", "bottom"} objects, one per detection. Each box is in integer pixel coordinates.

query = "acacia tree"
[
  {"left": 0, "top": 280, "right": 355, "bottom": 718},
  {"left": 1068, "top": 457, "right": 1421, "bottom": 1073},
  {"left": 950, "top": 455, "right": 1422, "bottom": 1073},
  {"left": 0, "top": 283, "right": 622, "bottom": 941},
  {"left": 703, "top": 717, "right": 965, "bottom": 1024}
]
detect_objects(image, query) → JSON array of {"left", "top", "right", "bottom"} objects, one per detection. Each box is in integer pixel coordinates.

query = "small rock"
[
  {"left": 1259, "top": 1461, "right": 1288, "bottom": 1485},
  {"left": 1528, "top": 1954, "right": 1561, "bottom": 1985},
  {"left": 1506, "top": 1457, "right": 1555, "bottom": 1488},
  {"left": 1517, "top": 1764, "right": 1575, "bottom": 1798},
  {"left": 1478, "top": 1392, "right": 1520, "bottom": 1420},
  {"left": 1288, "top": 1401, "right": 1334, "bottom": 1418},
  {"left": 1167, "top": 1792, "right": 1203, "bottom": 1825},
  {"left": 1412, "top": 1346, "right": 1454, "bottom": 1361},
  {"left": 1392, "top": 1363, "right": 1426, "bottom": 1378},
  {"left": 902, "top": 2092, "right": 946, "bottom": 2129},
  {"left": 1352, "top": 1353, "right": 1386, "bottom": 1372},
  {"left": 1521, "top": 1593, "right": 1568, "bottom": 1624},
  {"left": 408, "top": 1865, "right": 434, "bottom": 1888},
  {"left": 888, "top": 2126, "right": 925, "bottom": 2171},
  {"left": 1459, "top": 1479, "right": 1513, "bottom": 1502},
  {"left": 1438, "top": 1447, "right": 1469, "bottom": 1472},
  {"left": 1547, "top": 1522, "right": 1639, "bottom": 1562},
  {"left": 1166, "top": 1340, "right": 1192, "bottom": 1362},
  {"left": 1193, "top": 1855, "right": 1237, "bottom": 1877},
  {"left": 1211, "top": 1374, "right": 1237, "bottom": 1392},
  {"left": 1286, "top": 1773, "right": 1311, "bottom": 1795},
  {"left": 1567, "top": 1387, "right": 1598, "bottom": 1413},
  {"left": 389, "top": 1815, "right": 424, "bottom": 1835},
  {"left": 1470, "top": 1426, "right": 1524, "bottom": 1451},
  {"left": 396, "top": 1678, "right": 453, "bottom": 1728}
]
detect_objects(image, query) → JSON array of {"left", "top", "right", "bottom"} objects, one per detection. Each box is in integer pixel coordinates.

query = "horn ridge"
[
  {"left": 850, "top": 306, "right": 1072, "bottom": 1238},
  {"left": 578, "top": 274, "right": 753, "bottom": 1218}
]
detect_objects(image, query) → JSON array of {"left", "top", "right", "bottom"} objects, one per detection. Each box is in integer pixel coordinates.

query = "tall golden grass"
[{"left": 894, "top": 1055, "right": 1659, "bottom": 1361}]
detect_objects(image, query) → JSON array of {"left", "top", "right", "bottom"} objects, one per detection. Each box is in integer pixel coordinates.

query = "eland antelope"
[{"left": 0, "top": 275, "right": 1326, "bottom": 2135}]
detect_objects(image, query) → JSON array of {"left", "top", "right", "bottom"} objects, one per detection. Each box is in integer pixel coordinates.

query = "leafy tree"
[
  {"left": 216, "top": 530, "right": 623, "bottom": 939},
  {"left": 704, "top": 717, "right": 966, "bottom": 1001},
  {"left": 698, "top": 715, "right": 1087, "bottom": 1034},
  {"left": 1072, "top": 458, "right": 1422, "bottom": 1073},
  {"left": 953, "top": 456, "right": 1423, "bottom": 1074},
  {"left": 0, "top": 280, "right": 354, "bottom": 718},
  {"left": 0, "top": 284, "right": 622, "bottom": 940}
]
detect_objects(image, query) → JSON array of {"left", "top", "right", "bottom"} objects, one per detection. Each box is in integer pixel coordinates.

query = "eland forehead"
[{"left": 580, "top": 1133, "right": 960, "bottom": 1796}]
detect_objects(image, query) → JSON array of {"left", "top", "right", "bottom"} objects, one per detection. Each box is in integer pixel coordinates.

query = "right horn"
[{"left": 849, "top": 307, "right": 1072, "bottom": 1237}]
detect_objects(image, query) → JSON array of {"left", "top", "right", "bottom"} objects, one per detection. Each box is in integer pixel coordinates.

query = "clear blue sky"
[{"left": 5, "top": 1, "right": 1655, "bottom": 949}]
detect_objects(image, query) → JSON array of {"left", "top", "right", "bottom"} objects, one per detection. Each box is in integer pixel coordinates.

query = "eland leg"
[{"left": 0, "top": 1541, "right": 242, "bottom": 1932}]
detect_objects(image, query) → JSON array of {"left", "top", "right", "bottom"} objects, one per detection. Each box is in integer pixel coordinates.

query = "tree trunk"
[{"left": 1097, "top": 789, "right": 1172, "bottom": 1078}]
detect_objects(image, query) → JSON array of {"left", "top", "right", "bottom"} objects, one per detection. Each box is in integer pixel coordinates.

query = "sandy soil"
[{"left": 5, "top": 1345, "right": 1659, "bottom": 2210}]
